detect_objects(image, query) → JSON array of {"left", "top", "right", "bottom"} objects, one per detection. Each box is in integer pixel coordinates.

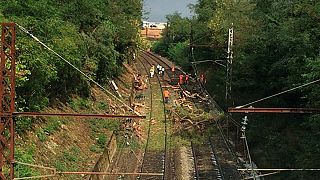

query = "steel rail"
[
  {"left": 209, "top": 137, "right": 224, "bottom": 180},
  {"left": 12, "top": 112, "right": 146, "bottom": 119},
  {"left": 189, "top": 49, "right": 243, "bottom": 177},
  {"left": 191, "top": 141, "right": 200, "bottom": 180},
  {"left": 143, "top": 51, "right": 177, "bottom": 179},
  {"left": 191, "top": 139, "right": 225, "bottom": 180},
  {"left": 136, "top": 54, "right": 155, "bottom": 178},
  {"left": 139, "top": 52, "right": 168, "bottom": 179},
  {"left": 189, "top": 48, "right": 242, "bottom": 173}
]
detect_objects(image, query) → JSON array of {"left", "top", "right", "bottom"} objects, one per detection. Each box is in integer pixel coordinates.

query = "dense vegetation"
[
  {"left": 153, "top": 0, "right": 320, "bottom": 179},
  {"left": 0, "top": 0, "right": 143, "bottom": 131}
]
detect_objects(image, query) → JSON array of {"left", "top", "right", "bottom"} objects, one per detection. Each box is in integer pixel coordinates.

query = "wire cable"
[
  {"left": 236, "top": 79, "right": 320, "bottom": 108},
  {"left": 16, "top": 23, "right": 140, "bottom": 115}
]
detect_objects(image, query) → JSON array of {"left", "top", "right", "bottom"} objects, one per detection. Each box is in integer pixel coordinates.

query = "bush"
[{"left": 168, "top": 42, "right": 189, "bottom": 68}]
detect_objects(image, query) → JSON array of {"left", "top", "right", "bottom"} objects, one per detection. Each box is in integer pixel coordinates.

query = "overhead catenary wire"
[
  {"left": 236, "top": 79, "right": 320, "bottom": 108},
  {"left": 16, "top": 23, "right": 140, "bottom": 116}
]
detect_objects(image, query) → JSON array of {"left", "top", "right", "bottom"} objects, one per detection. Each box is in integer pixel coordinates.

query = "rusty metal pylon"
[{"left": 0, "top": 22, "right": 16, "bottom": 180}]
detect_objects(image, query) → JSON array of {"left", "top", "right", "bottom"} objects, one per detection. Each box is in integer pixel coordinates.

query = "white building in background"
[{"left": 142, "top": 21, "right": 167, "bottom": 29}]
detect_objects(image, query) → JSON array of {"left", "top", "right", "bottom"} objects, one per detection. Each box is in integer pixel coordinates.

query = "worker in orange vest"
[
  {"left": 200, "top": 74, "right": 206, "bottom": 84},
  {"left": 171, "top": 66, "right": 175, "bottom": 77},
  {"left": 179, "top": 74, "right": 184, "bottom": 85},
  {"left": 185, "top": 74, "right": 189, "bottom": 84},
  {"left": 163, "top": 89, "right": 170, "bottom": 103}
]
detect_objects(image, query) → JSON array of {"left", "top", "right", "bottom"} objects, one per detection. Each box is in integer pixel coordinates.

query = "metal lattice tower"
[
  {"left": 0, "top": 22, "right": 16, "bottom": 180},
  {"left": 226, "top": 25, "right": 234, "bottom": 107}
]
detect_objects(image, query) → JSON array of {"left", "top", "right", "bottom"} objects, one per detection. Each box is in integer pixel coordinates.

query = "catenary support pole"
[{"left": 0, "top": 22, "right": 16, "bottom": 180}]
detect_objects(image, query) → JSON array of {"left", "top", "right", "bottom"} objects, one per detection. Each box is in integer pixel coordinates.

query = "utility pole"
[
  {"left": 225, "top": 24, "right": 234, "bottom": 140},
  {"left": 189, "top": 21, "right": 197, "bottom": 78},
  {"left": 226, "top": 24, "right": 234, "bottom": 107}
]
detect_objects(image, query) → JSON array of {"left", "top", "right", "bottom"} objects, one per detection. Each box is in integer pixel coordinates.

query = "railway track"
[
  {"left": 191, "top": 139, "right": 224, "bottom": 180},
  {"left": 141, "top": 51, "right": 177, "bottom": 180},
  {"left": 136, "top": 53, "right": 168, "bottom": 180},
  {"left": 144, "top": 51, "right": 242, "bottom": 179},
  {"left": 132, "top": 51, "right": 242, "bottom": 180}
]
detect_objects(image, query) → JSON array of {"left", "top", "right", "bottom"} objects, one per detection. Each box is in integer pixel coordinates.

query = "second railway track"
[{"left": 191, "top": 139, "right": 224, "bottom": 180}]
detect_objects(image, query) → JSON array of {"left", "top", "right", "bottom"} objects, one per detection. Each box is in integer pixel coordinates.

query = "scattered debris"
[
  {"left": 150, "top": 118, "right": 156, "bottom": 125},
  {"left": 110, "top": 80, "right": 122, "bottom": 98},
  {"left": 134, "top": 74, "right": 147, "bottom": 90}
]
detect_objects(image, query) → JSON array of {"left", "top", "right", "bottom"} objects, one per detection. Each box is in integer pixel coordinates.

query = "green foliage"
[
  {"left": 88, "top": 119, "right": 119, "bottom": 151},
  {"left": 15, "top": 117, "right": 34, "bottom": 134},
  {"left": 44, "top": 119, "right": 62, "bottom": 134},
  {"left": 89, "top": 144, "right": 102, "bottom": 153},
  {"left": 97, "top": 134, "right": 107, "bottom": 148},
  {"left": 36, "top": 129, "right": 47, "bottom": 142},
  {"left": 35, "top": 118, "right": 62, "bottom": 142},
  {"left": 98, "top": 102, "right": 108, "bottom": 111},
  {"left": 89, "top": 119, "right": 120, "bottom": 133},
  {"left": 0, "top": 0, "right": 143, "bottom": 112},
  {"left": 167, "top": 42, "right": 190, "bottom": 68},
  {"left": 15, "top": 145, "right": 38, "bottom": 178},
  {"left": 69, "top": 98, "right": 90, "bottom": 111},
  {"left": 63, "top": 147, "right": 80, "bottom": 162},
  {"left": 55, "top": 146, "right": 82, "bottom": 172},
  {"left": 152, "top": 13, "right": 191, "bottom": 59}
]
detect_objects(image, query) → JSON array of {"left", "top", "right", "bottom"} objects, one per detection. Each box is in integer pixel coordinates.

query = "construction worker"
[
  {"left": 150, "top": 65, "right": 155, "bottom": 78},
  {"left": 185, "top": 74, "right": 189, "bottom": 84},
  {"left": 163, "top": 89, "right": 170, "bottom": 103},
  {"left": 171, "top": 66, "right": 175, "bottom": 77},
  {"left": 161, "top": 67, "right": 165, "bottom": 77},
  {"left": 158, "top": 65, "right": 162, "bottom": 75},
  {"left": 200, "top": 74, "right": 206, "bottom": 84},
  {"left": 179, "top": 74, "right": 184, "bottom": 85}
]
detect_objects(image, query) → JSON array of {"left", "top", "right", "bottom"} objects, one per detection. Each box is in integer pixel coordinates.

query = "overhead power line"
[
  {"left": 236, "top": 79, "right": 320, "bottom": 108},
  {"left": 16, "top": 23, "right": 140, "bottom": 116}
]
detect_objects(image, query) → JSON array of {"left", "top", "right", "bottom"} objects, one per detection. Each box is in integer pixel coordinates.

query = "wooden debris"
[
  {"left": 150, "top": 118, "right": 156, "bottom": 125},
  {"left": 132, "top": 103, "right": 145, "bottom": 109},
  {"left": 133, "top": 74, "right": 147, "bottom": 90},
  {"left": 133, "top": 121, "right": 144, "bottom": 141},
  {"left": 169, "top": 102, "right": 223, "bottom": 132}
]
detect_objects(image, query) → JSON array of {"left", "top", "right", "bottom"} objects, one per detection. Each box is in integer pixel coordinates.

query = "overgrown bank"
[
  {"left": 15, "top": 63, "right": 135, "bottom": 179},
  {"left": 0, "top": 0, "right": 144, "bottom": 178}
]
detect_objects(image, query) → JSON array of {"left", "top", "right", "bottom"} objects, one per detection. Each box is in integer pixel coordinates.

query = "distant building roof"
[{"left": 142, "top": 21, "right": 167, "bottom": 30}]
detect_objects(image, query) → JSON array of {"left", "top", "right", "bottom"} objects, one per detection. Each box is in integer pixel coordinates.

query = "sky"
[{"left": 143, "top": 0, "right": 197, "bottom": 22}]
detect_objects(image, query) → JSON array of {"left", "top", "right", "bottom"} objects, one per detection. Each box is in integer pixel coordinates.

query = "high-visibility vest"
[
  {"left": 179, "top": 75, "right": 184, "bottom": 84},
  {"left": 185, "top": 75, "right": 189, "bottom": 81},
  {"left": 163, "top": 90, "right": 170, "bottom": 98}
]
